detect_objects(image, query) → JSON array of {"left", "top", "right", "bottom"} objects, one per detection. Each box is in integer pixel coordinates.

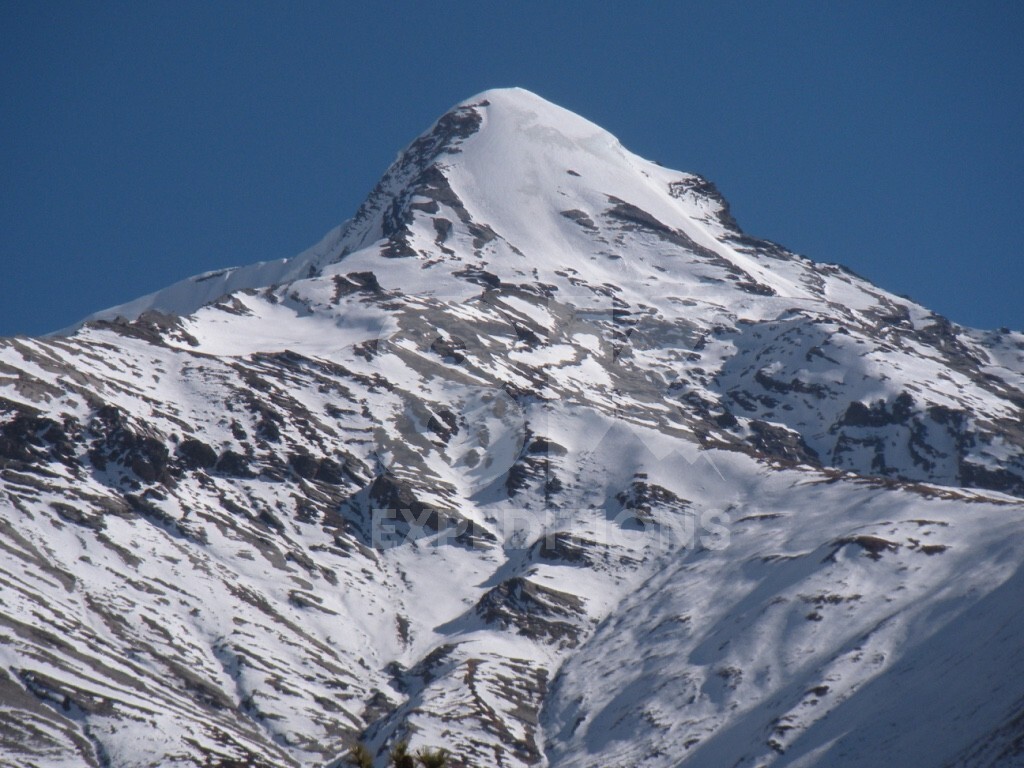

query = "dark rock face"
[
  {"left": 840, "top": 393, "right": 915, "bottom": 428},
  {"left": 506, "top": 450, "right": 564, "bottom": 502},
  {"left": 615, "top": 477, "right": 688, "bottom": 527},
  {"left": 747, "top": 420, "right": 820, "bottom": 466},
  {"left": 368, "top": 474, "right": 431, "bottom": 518},
  {"left": 829, "top": 535, "right": 900, "bottom": 561},
  {"left": 476, "top": 577, "right": 585, "bottom": 647},
  {"left": 532, "top": 532, "right": 595, "bottom": 564},
  {"left": 960, "top": 462, "right": 1024, "bottom": 498},
  {"left": 0, "top": 411, "right": 77, "bottom": 469},
  {"left": 337, "top": 100, "right": 487, "bottom": 262},
  {"left": 669, "top": 176, "right": 741, "bottom": 231},
  {"left": 288, "top": 452, "right": 346, "bottom": 485},
  {"left": 332, "top": 271, "right": 384, "bottom": 302},
  {"left": 87, "top": 311, "right": 201, "bottom": 347},
  {"left": 178, "top": 438, "right": 218, "bottom": 470},
  {"left": 215, "top": 449, "right": 254, "bottom": 478},
  {"left": 87, "top": 406, "right": 172, "bottom": 484},
  {"left": 560, "top": 209, "right": 598, "bottom": 231}
]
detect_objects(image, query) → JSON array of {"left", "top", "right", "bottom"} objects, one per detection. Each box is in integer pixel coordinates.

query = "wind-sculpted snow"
[{"left": 2, "top": 88, "right": 1024, "bottom": 767}]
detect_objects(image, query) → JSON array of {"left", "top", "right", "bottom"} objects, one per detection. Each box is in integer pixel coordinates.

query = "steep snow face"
[
  {"left": 2, "top": 88, "right": 1024, "bottom": 768},
  {"left": 322, "top": 87, "right": 812, "bottom": 308}
]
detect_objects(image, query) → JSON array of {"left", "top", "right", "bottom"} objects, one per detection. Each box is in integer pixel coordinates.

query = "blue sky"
[{"left": 2, "top": 2, "right": 1022, "bottom": 336}]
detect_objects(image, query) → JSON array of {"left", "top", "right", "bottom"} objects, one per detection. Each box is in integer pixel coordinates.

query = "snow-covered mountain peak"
[
  {"left": 80, "top": 88, "right": 733, "bottom": 325},
  {"left": 4, "top": 88, "right": 1024, "bottom": 768},
  {"left": 329, "top": 86, "right": 717, "bottom": 274}
]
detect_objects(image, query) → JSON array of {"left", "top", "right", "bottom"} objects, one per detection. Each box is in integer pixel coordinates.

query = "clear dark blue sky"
[{"left": 2, "top": 2, "right": 1022, "bottom": 336}]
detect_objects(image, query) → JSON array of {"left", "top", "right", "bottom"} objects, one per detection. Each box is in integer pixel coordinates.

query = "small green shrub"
[
  {"left": 390, "top": 741, "right": 416, "bottom": 768},
  {"left": 416, "top": 747, "right": 449, "bottom": 768},
  {"left": 347, "top": 742, "right": 374, "bottom": 768}
]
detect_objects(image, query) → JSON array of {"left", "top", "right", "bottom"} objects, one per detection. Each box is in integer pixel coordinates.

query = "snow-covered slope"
[{"left": 2, "top": 88, "right": 1023, "bottom": 768}]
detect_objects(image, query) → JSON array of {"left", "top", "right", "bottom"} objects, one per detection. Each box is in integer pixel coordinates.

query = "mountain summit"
[
  {"left": 2, "top": 89, "right": 1024, "bottom": 768},
  {"left": 83, "top": 88, "right": 763, "bottom": 323}
]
